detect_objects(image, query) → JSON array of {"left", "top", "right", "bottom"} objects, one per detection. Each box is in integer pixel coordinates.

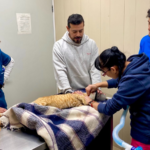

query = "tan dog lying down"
[{"left": 33, "top": 93, "right": 88, "bottom": 109}]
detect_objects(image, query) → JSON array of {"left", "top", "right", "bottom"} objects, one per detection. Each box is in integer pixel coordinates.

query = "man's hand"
[
  {"left": 73, "top": 90, "right": 84, "bottom": 95},
  {"left": 0, "top": 107, "right": 7, "bottom": 113}
]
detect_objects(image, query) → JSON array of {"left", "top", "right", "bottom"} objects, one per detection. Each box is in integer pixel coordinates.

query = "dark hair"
[
  {"left": 147, "top": 9, "right": 150, "bottom": 18},
  {"left": 95, "top": 46, "right": 126, "bottom": 78},
  {"left": 67, "top": 14, "right": 84, "bottom": 28}
]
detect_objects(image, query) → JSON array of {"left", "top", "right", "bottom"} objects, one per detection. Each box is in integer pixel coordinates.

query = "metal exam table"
[
  {"left": 0, "top": 117, "right": 113, "bottom": 150},
  {"left": 0, "top": 128, "right": 48, "bottom": 150}
]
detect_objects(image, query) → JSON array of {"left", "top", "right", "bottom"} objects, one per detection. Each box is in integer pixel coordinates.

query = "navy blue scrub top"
[{"left": 0, "top": 49, "right": 11, "bottom": 109}]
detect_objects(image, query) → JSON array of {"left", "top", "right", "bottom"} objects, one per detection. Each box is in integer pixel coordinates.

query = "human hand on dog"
[{"left": 73, "top": 90, "right": 84, "bottom": 95}]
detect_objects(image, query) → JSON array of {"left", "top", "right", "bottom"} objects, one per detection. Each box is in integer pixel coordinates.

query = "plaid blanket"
[{"left": 0, "top": 103, "right": 109, "bottom": 150}]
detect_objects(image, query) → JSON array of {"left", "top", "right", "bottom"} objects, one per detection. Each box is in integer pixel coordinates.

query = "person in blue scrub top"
[
  {"left": 139, "top": 9, "right": 150, "bottom": 61},
  {"left": 0, "top": 47, "right": 15, "bottom": 113}
]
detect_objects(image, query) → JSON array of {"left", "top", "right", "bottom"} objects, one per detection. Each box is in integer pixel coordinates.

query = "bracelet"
[
  {"left": 90, "top": 102, "right": 93, "bottom": 107},
  {"left": 88, "top": 100, "right": 94, "bottom": 107}
]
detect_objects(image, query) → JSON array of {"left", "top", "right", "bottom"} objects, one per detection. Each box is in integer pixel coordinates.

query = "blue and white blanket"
[{"left": 0, "top": 103, "right": 109, "bottom": 150}]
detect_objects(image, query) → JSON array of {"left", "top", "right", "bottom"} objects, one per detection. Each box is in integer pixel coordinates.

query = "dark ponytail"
[{"left": 95, "top": 46, "right": 126, "bottom": 78}]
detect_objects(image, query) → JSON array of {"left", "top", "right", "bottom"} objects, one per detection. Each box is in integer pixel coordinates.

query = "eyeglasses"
[{"left": 101, "top": 69, "right": 109, "bottom": 76}]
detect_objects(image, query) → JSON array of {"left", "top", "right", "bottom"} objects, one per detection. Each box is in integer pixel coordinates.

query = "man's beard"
[{"left": 72, "top": 37, "right": 82, "bottom": 44}]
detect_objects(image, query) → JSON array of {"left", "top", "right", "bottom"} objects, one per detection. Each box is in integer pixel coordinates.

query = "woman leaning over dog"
[{"left": 85, "top": 46, "right": 150, "bottom": 150}]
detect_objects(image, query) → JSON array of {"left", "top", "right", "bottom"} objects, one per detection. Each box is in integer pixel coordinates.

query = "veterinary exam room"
[{"left": 0, "top": 0, "right": 150, "bottom": 150}]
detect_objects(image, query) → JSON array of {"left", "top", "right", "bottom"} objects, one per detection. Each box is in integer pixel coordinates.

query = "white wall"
[
  {"left": 54, "top": 0, "right": 150, "bottom": 149},
  {"left": 0, "top": 0, "right": 57, "bottom": 108}
]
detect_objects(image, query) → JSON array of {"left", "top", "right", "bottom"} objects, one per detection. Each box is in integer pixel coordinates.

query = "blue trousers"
[{"left": 0, "top": 89, "right": 7, "bottom": 109}]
